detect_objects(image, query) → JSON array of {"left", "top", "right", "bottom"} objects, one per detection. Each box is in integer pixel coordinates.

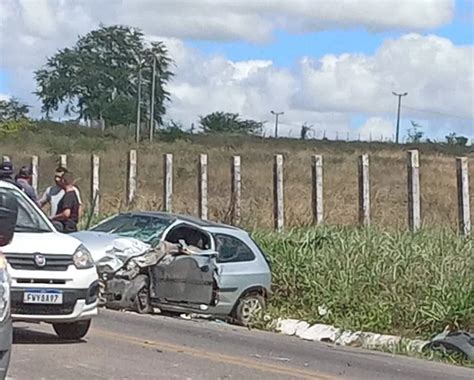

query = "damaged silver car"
[{"left": 72, "top": 212, "right": 272, "bottom": 325}]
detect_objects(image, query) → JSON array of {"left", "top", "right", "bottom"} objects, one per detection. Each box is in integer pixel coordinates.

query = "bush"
[
  {"left": 0, "top": 118, "right": 34, "bottom": 136},
  {"left": 253, "top": 227, "right": 473, "bottom": 338}
]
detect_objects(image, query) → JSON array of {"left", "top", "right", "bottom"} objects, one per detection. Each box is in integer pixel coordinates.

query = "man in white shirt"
[{"left": 39, "top": 166, "right": 82, "bottom": 218}]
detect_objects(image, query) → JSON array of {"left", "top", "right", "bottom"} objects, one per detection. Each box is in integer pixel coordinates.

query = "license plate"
[{"left": 23, "top": 290, "right": 63, "bottom": 304}]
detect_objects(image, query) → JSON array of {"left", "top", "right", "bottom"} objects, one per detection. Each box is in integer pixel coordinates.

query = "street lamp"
[
  {"left": 392, "top": 91, "right": 408, "bottom": 144},
  {"left": 134, "top": 54, "right": 146, "bottom": 144},
  {"left": 271, "top": 110, "right": 284, "bottom": 138},
  {"left": 149, "top": 55, "right": 157, "bottom": 143}
]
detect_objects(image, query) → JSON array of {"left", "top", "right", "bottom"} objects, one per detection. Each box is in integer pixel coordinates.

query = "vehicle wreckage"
[
  {"left": 73, "top": 212, "right": 272, "bottom": 325},
  {"left": 96, "top": 237, "right": 219, "bottom": 314}
]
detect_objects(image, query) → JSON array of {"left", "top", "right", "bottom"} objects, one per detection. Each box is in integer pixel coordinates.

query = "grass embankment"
[
  {"left": 254, "top": 227, "right": 473, "bottom": 339},
  {"left": 1, "top": 122, "right": 473, "bottom": 231}
]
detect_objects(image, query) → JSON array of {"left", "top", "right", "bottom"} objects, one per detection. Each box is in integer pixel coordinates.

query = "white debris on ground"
[{"left": 276, "top": 318, "right": 429, "bottom": 352}]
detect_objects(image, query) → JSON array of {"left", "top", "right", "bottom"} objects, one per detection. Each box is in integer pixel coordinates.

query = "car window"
[
  {"left": 165, "top": 224, "right": 211, "bottom": 250},
  {"left": 215, "top": 234, "right": 255, "bottom": 263},
  {"left": 0, "top": 187, "right": 51, "bottom": 233}
]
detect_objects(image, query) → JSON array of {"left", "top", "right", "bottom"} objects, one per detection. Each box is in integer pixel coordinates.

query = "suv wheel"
[
  {"left": 53, "top": 320, "right": 91, "bottom": 340},
  {"left": 233, "top": 293, "right": 265, "bottom": 326}
]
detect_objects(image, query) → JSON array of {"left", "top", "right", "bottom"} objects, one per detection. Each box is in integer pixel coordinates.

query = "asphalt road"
[{"left": 7, "top": 309, "right": 474, "bottom": 380}]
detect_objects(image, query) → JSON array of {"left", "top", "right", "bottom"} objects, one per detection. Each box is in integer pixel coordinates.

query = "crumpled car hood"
[
  {"left": 72, "top": 230, "right": 151, "bottom": 271},
  {"left": 72, "top": 230, "right": 124, "bottom": 261}
]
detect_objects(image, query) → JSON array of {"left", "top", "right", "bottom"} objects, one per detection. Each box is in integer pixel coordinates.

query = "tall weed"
[{"left": 254, "top": 227, "right": 473, "bottom": 338}]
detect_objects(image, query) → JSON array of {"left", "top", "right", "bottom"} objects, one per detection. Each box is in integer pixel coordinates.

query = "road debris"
[{"left": 424, "top": 330, "right": 474, "bottom": 360}]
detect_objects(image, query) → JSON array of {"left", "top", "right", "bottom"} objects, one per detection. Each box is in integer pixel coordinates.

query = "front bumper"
[{"left": 11, "top": 282, "right": 99, "bottom": 323}]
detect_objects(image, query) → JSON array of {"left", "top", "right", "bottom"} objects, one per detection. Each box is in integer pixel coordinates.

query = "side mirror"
[{"left": 0, "top": 190, "right": 18, "bottom": 247}]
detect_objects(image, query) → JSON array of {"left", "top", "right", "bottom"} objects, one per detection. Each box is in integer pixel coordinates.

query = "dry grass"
[{"left": 1, "top": 124, "right": 473, "bottom": 230}]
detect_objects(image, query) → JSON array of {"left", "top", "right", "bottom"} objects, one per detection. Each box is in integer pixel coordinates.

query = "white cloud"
[
  {"left": 0, "top": 1, "right": 471, "bottom": 139},
  {"left": 359, "top": 117, "right": 395, "bottom": 141},
  {"left": 0, "top": 0, "right": 454, "bottom": 71},
  {"left": 292, "top": 33, "right": 474, "bottom": 137}
]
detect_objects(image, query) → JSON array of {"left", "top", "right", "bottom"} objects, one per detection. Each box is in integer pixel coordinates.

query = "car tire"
[
  {"left": 133, "top": 281, "right": 151, "bottom": 314},
  {"left": 53, "top": 319, "right": 91, "bottom": 340},
  {"left": 232, "top": 293, "right": 265, "bottom": 326}
]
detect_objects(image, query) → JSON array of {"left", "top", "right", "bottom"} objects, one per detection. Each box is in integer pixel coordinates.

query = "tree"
[
  {"left": 446, "top": 132, "right": 468, "bottom": 147},
  {"left": 0, "top": 98, "right": 30, "bottom": 121},
  {"left": 199, "top": 112, "right": 264, "bottom": 135},
  {"left": 407, "top": 121, "right": 424, "bottom": 143},
  {"left": 35, "top": 25, "right": 173, "bottom": 128}
]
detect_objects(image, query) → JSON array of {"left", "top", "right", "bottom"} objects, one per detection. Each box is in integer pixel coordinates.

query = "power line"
[{"left": 402, "top": 105, "right": 474, "bottom": 121}]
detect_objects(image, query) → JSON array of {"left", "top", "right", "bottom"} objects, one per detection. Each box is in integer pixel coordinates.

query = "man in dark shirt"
[{"left": 52, "top": 172, "right": 80, "bottom": 233}]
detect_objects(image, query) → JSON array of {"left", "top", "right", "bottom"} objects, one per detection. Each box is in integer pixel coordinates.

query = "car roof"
[
  {"left": 123, "top": 211, "right": 242, "bottom": 232},
  {"left": 0, "top": 180, "right": 18, "bottom": 190}
]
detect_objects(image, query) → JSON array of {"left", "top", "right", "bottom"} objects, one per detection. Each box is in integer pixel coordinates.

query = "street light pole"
[
  {"left": 392, "top": 91, "right": 408, "bottom": 144},
  {"left": 149, "top": 56, "right": 157, "bottom": 142},
  {"left": 135, "top": 63, "right": 143, "bottom": 144},
  {"left": 271, "top": 110, "right": 284, "bottom": 138}
]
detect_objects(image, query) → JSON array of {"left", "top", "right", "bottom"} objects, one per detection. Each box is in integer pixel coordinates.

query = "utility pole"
[
  {"left": 135, "top": 63, "right": 143, "bottom": 144},
  {"left": 392, "top": 91, "right": 408, "bottom": 144},
  {"left": 149, "top": 56, "right": 157, "bottom": 142},
  {"left": 271, "top": 110, "right": 284, "bottom": 138}
]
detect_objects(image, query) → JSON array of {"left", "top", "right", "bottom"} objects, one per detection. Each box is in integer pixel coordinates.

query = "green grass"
[{"left": 253, "top": 227, "right": 473, "bottom": 339}]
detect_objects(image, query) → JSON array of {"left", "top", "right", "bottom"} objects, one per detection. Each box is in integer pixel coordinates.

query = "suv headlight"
[
  {"left": 0, "top": 253, "right": 11, "bottom": 322},
  {"left": 73, "top": 245, "right": 94, "bottom": 269}
]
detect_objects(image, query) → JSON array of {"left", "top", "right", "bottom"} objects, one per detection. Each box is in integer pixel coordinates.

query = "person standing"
[
  {"left": 52, "top": 172, "right": 81, "bottom": 233},
  {"left": 0, "top": 161, "right": 22, "bottom": 189},
  {"left": 39, "top": 166, "right": 82, "bottom": 218},
  {"left": 15, "top": 166, "right": 38, "bottom": 204}
]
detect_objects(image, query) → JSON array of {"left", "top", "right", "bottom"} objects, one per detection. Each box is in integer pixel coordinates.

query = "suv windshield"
[
  {"left": 90, "top": 214, "right": 172, "bottom": 245},
  {"left": 0, "top": 185, "right": 52, "bottom": 233}
]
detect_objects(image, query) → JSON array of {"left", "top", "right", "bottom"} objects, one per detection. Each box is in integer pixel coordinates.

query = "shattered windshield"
[{"left": 90, "top": 214, "right": 173, "bottom": 245}]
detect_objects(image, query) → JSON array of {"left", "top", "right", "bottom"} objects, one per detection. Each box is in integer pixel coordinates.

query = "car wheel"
[
  {"left": 233, "top": 293, "right": 265, "bottom": 326},
  {"left": 134, "top": 282, "right": 151, "bottom": 314},
  {"left": 53, "top": 319, "right": 91, "bottom": 340}
]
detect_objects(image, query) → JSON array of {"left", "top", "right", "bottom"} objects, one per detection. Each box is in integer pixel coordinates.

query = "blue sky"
[{"left": 0, "top": 0, "right": 473, "bottom": 141}]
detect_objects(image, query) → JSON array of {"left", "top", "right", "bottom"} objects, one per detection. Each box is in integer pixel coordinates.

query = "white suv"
[{"left": 0, "top": 181, "right": 98, "bottom": 340}]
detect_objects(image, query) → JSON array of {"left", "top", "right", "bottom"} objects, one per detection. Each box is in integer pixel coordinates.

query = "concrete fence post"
[
  {"left": 311, "top": 155, "right": 324, "bottom": 225},
  {"left": 59, "top": 154, "right": 67, "bottom": 168},
  {"left": 91, "top": 154, "right": 100, "bottom": 216},
  {"left": 163, "top": 154, "right": 173, "bottom": 213},
  {"left": 231, "top": 156, "right": 241, "bottom": 225},
  {"left": 456, "top": 157, "right": 471, "bottom": 237},
  {"left": 273, "top": 154, "right": 284, "bottom": 232},
  {"left": 198, "top": 154, "right": 208, "bottom": 220},
  {"left": 31, "top": 155, "right": 39, "bottom": 194},
  {"left": 407, "top": 150, "right": 421, "bottom": 231},
  {"left": 127, "top": 150, "right": 137, "bottom": 205},
  {"left": 358, "top": 154, "right": 370, "bottom": 226}
]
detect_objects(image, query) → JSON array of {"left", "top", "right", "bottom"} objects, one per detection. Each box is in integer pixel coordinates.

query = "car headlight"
[
  {"left": 73, "top": 245, "right": 94, "bottom": 269},
  {"left": 0, "top": 252, "right": 11, "bottom": 322}
]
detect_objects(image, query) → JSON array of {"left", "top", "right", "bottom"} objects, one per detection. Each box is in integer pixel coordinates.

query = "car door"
[
  {"left": 211, "top": 232, "right": 261, "bottom": 313},
  {"left": 149, "top": 223, "right": 218, "bottom": 307}
]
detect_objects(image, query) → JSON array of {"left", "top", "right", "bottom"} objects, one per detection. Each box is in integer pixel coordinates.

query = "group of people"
[{"left": 0, "top": 161, "right": 82, "bottom": 233}]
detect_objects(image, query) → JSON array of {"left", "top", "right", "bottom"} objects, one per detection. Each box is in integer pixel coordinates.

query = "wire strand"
[{"left": 402, "top": 105, "right": 474, "bottom": 121}]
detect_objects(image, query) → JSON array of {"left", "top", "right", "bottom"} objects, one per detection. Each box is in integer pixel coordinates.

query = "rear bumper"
[{"left": 11, "top": 282, "right": 99, "bottom": 323}]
